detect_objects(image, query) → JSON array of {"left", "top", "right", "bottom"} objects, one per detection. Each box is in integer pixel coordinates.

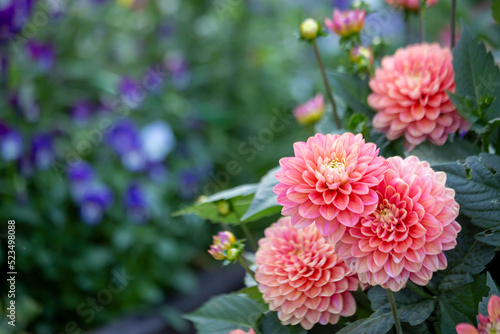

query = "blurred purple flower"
[
  {"left": 31, "top": 133, "right": 54, "bottom": 170},
  {"left": 17, "top": 154, "right": 34, "bottom": 177},
  {"left": 79, "top": 184, "right": 114, "bottom": 225},
  {"left": 26, "top": 41, "right": 55, "bottom": 71},
  {"left": 332, "top": 0, "right": 351, "bottom": 10},
  {"left": 68, "top": 161, "right": 95, "bottom": 200},
  {"left": 71, "top": 100, "right": 94, "bottom": 125},
  {"left": 0, "top": 0, "right": 36, "bottom": 43},
  {"left": 118, "top": 77, "right": 143, "bottom": 109},
  {"left": 0, "top": 123, "right": 23, "bottom": 161},
  {"left": 140, "top": 121, "right": 175, "bottom": 162},
  {"left": 124, "top": 182, "right": 149, "bottom": 223},
  {"left": 106, "top": 120, "right": 140, "bottom": 155},
  {"left": 179, "top": 169, "right": 200, "bottom": 199},
  {"left": 166, "top": 53, "right": 190, "bottom": 89},
  {"left": 148, "top": 162, "right": 168, "bottom": 183}
]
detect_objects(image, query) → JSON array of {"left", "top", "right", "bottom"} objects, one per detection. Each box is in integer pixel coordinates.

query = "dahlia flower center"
[
  {"left": 481, "top": 320, "right": 500, "bottom": 334},
  {"left": 372, "top": 202, "right": 408, "bottom": 242},
  {"left": 323, "top": 158, "right": 349, "bottom": 184}
]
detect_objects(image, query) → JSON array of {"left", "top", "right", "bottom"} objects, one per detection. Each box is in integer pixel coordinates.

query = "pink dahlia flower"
[
  {"left": 293, "top": 94, "right": 325, "bottom": 125},
  {"left": 368, "top": 43, "right": 469, "bottom": 151},
  {"left": 385, "top": 0, "right": 438, "bottom": 11},
  {"left": 229, "top": 329, "right": 255, "bottom": 334},
  {"left": 274, "top": 132, "right": 387, "bottom": 244},
  {"left": 335, "top": 156, "right": 461, "bottom": 291},
  {"left": 325, "top": 9, "right": 365, "bottom": 37},
  {"left": 255, "top": 217, "right": 359, "bottom": 330},
  {"left": 456, "top": 295, "right": 500, "bottom": 334}
]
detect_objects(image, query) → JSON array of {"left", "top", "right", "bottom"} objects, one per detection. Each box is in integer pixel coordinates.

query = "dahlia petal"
[
  {"left": 337, "top": 210, "right": 360, "bottom": 227},
  {"left": 333, "top": 193, "right": 349, "bottom": 210},
  {"left": 488, "top": 295, "right": 500, "bottom": 319},
  {"left": 455, "top": 323, "right": 479, "bottom": 334},
  {"left": 320, "top": 205, "right": 340, "bottom": 221},
  {"left": 299, "top": 201, "right": 321, "bottom": 219}
]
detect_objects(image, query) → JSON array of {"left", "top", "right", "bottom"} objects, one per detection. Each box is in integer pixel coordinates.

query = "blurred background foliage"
[{"left": 0, "top": 0, "right": 498, "bottom": 333}]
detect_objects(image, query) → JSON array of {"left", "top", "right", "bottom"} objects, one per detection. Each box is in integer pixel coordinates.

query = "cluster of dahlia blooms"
[
  {"left": 255, "top": 217, "right": 359, "bottom": 330},
  {"left": 456, "top": 295, "right": 500, "bottom": 334},
  {"left": 273, "top": 132, "right": 460, "bottom": 295},
  {"left": 368, "top": 43, "right": 469, "bottom": 151}
]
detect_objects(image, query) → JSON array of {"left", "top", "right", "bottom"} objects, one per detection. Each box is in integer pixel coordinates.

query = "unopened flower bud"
[
  {"left": 293, "top": 94, "right": 325, "bottom": 125},
  {"left": 300, "top": 18, "right": 320, "bottom": 40},
  {"left": 216, "top": 200, "right": 231, "bottom": 216},
  {"left": 208, "top": 231, "right": 238, "bottom": 261},
  {"left": 226, "top": 248, "right": 242, "bottom": 262},
  {"left": 325, "top": 9, "right": 365, "bottom": 37},
  {"left": 350, "top": 46, "right": 374, "bottom": 70}
]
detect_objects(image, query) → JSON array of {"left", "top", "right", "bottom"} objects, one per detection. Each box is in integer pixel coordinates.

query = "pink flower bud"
[
  {"left": 325, "top": 9, "right": 365, "bottom": 37},
  {"left": 293, "top": 94, "right": 325, "bottom": 125},
  {"left": 207, "top": 231, "right": 237, "bottom": 260},
  {"left": 350, "top": 46, "right": 374, "bottom": 70}
]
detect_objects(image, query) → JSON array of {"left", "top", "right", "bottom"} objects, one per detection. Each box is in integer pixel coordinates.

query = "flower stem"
[
  {"left": 312, "top": 40, "right": 341, "bottom": 129},
  {"left": 238, "top": 257, "right": 255, "bottom": 280},
  {"left": 240, "top": 223, "right": 257, "bottom": 251},
  {"left": 404, "top": 10, "right": 411, "bottom": 45},
  {"left": 387, "top": 289, "right": 403, "bottom": 334},
  {"left": 451, "top": 0, "right": 457, "bottom": 48},
  {"left": 419, "top": 0, "right": 426, "bottom": 42}
]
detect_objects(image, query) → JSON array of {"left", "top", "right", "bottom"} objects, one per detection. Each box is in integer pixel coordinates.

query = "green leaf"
[
  {"left": 336, "top": 310, "right": 394, "bottom": 334},
  {"left": 256, "top": 312, "right": 306, "bottom": 334},
  {"left": 172, "top": 184, "right": 258, "bottom": 224},
  {"left": 408, "top": 140, "right": 481, "bottom": 166},
  {"left": 451, "top": 21, "right": 500, "bottom": 132},
  {"left": 434, "top": 154, "right": 500, "bottom": 229},
  {"left": 367, "top": 287, "right": 434, "bottom": 326},
  {"left": 493, "top": 0, "right": 500, "bottom": 25},
  {"left": 478, "top": 272, "right": 500, "bottom": 316},
  {"left": 184, "top": 293, "right": 267, "bottom": 334},
  {"left": 437, "top": 220, "right": 495, "bottom": 291},
  {"left": 238, "top": 286, "right": 265, "bottom": 306},
  {"left": 438, "top": 275, "right": 489, "bottom": 333},
  {"left": 241, "top": 167, "right": 282, "bottom": 222},
  {"left": 327, "top": 72, "right": 373, "bottom": 116},
  {"left": 474, "top": 228, "right": 500, "bottom": 246}
]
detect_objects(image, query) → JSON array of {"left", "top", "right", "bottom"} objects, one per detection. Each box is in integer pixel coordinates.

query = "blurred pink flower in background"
[
  {"left": 368, "top": 43, "right": 469, "bottom": 151},
  {"left": 456, "top": 295, "right": 500, "bottom": 334},
  {"left": 335, "top": 156, "right": 461, "bottom": 291},
  {"left": 255, "top": 217, "right": 359, "bottom": 330},
  {"left": 385, "top": 0, "right": 438, "bottom": 11},
  {"left": 293, "top": 94, "right": 325, "bottom": 125},
  {"left": 325, "top": 9, "right": 365, "bottom": 37},
  {"left": 274, "top": 133, "right": 387, "bottom": 244},
  {"left": 229, "top": 329, "right": 255, "bottom": 334}
]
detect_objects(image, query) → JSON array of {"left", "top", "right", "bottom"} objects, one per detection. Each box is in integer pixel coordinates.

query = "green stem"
[
  {"left": 238, "top": 257, "right": 255, "bottom": 280},
  {"left": 451, "top": 0, "right": 457, "bottom": 48},
  {"left": 312, "top": 40, "right": 341, "bottom": 129},
  {"left": 419, "top": 1, "right": 426, "bottom": 42},
  {"left": 387, "top": 289, "right": 403, "bottom": 334},
  {"left": 404, "top": 10, "right": 411, "bottom": 45},
  {"left": 406, "top": 281, "right": 434, "bottom": 299},
  {"left": 240, "top": 223, "right": 257, "bottom": 251}
]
